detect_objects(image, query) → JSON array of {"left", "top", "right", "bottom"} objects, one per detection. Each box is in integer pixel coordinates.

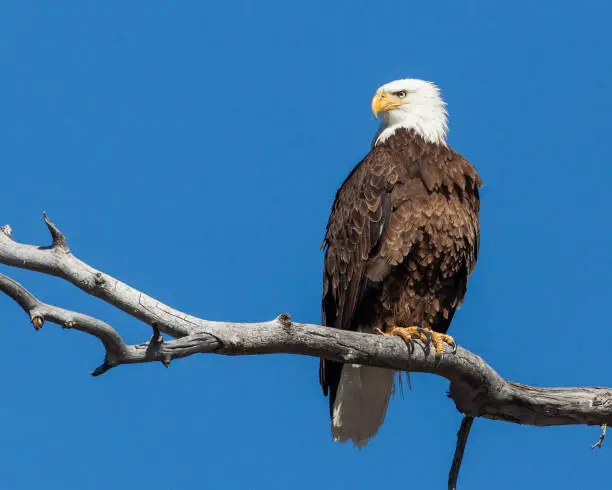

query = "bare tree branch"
[
  {"left": 0, "top": 214, "right": 202, "bottom": 338},
  {"left": 0, "top": 272, "right": 126, "bottom": 352},
  {"left": 1, "top": 215, "right": 612, "bottom": 487},
  {"left": 0, "top": 272, "right": 221, "bottom": 374}
]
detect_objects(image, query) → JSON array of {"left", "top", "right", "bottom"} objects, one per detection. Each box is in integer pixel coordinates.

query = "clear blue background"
[{"left": 1, "top": 1, "right": 611, "bottom": 489}]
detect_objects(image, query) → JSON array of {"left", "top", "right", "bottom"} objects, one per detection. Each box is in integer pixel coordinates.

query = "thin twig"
[
  {"left": 448, "top": 415, "right": 475, "bottom": 490},
  {"left": 592, "top": 424, "right": 607, "bottom": 449}
]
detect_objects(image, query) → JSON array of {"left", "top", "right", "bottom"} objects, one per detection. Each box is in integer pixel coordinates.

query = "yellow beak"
[{"left": 371, "top": 92, "right": 406, "bottom": 119}]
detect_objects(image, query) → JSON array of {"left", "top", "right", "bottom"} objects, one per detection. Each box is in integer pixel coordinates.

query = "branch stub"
[
  {"left": 43, "top": 212, "right": 69, "bottom": 252},
  {"left": 31, "top": 316, "right": 44, "bottom": 330}
]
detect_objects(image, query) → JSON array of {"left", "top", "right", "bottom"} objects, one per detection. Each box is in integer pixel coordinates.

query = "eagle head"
[{"left": 371, "top": 78, "right": 448, "bottom": 147}]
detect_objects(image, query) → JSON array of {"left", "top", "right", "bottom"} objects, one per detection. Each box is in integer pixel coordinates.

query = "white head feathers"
[{"left": 372, "top": 78, "right": 448, "bottom": 147}]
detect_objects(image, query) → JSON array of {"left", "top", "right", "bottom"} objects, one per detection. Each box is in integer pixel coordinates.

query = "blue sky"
[{"left": 1, "top": 1, "right": 612, "bottom": 489}]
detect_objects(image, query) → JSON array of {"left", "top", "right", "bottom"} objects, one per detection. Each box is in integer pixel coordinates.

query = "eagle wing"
[
  {"left": 319, "top": 147, "right": 400, "bottom": 401},
  {"left": 321, "top": 147, "right": 397, "bottom": 334}
]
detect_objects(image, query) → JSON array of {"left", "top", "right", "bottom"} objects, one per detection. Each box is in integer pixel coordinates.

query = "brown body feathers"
[{"left": 320, "top": 128, "right": 482, "bottom": 410}]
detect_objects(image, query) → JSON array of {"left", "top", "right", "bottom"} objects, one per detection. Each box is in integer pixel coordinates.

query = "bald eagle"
[{"left": 319, "top": 79, "right": 482, "bottom": 447}]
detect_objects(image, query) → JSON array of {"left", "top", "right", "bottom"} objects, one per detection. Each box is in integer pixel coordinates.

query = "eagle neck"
[
  {"left": 373, "top": 114, "right": 448, "bottom": 148},
  {"left": 372, "top": 128, "right": 436, "bottom": 151}
]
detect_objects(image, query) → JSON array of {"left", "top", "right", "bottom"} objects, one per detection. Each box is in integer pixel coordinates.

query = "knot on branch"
[
  {"left": 63, "top": 321, "right": 76, "bottom": 329},
  {"left": 86, "top": 272, "right": 108, "bottom": 294},
  {"left": 277, "top": 313, "right": 292, "bottom": 329},
  {"left": 1, "top": 224, "right": 12, "bottom": 238},
  {"left": 593, "top": 392, "right": 612, "bottom": 410},
  {"left": 94, "top": 272, "right": 106, "bottom": 287}
]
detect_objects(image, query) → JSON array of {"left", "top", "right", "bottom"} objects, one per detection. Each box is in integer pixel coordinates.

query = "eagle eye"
[{"left": 395, "top": 90, "right": 407, "bottom": 98}]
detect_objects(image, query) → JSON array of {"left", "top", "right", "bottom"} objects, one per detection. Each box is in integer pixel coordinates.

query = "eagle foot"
[{"left": 385, "top": 326, "right": 456, "bottom": 359}]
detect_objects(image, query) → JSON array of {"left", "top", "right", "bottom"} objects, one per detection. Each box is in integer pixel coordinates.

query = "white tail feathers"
[{"left": 331, "top": 364, "right": 395, "bottom": 448}]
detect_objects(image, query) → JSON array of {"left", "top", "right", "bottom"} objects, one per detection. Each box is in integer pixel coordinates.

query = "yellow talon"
[{"left": 385, "top": 325, "right": 456, "bottom": 357}]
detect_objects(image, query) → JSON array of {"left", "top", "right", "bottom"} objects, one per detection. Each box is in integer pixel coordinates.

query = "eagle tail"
[{"left": 331, "top": 364, "right": 395, "bottom": 448}]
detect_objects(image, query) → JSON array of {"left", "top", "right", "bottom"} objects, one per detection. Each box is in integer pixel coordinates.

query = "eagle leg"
[{"left": 385, "top": 326, "right": 456, "bottom": 359}]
